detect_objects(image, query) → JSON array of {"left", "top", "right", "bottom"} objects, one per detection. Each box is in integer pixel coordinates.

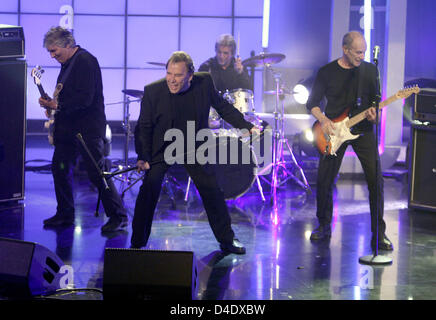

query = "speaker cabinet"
[
  {"left": 103, "top": 248, "right": 197, "bottom": 300},
  {"left": 0, "top": 60, "right": 26, "bottom": 202},
  {"left": 0, "top": 238, "right": 65, "bottom": 298},
  {"left": 408, "top": 124, "right": 436, "bottom": 211},
  {"left": 414, "top": 88, "right": 436, "bottom": 123},
  {"left": 0, "top": 25, "right": 25, "bottom": 59}
]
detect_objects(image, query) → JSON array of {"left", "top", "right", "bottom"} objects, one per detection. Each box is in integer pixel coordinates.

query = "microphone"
[{"left": 373, "top": 45, "right": 380, "bottom": 62}]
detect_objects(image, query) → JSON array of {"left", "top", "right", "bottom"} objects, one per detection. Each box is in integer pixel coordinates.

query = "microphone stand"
[
  {"left": 76, "top": 133, "right": 139, "bottom": 216},
  {"left": 358, "top": 51, "right": 392, "bottom": 265},
  {"left": 78, "top": 129, "right": 267, "bottom": 216}
]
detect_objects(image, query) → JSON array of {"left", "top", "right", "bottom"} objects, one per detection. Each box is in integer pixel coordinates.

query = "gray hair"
[
  {"left": 166, "top": 51, "right": 195, "bottom": 74},
  {"left": 342, "top": 31, "right": 364, "bottom": 49},
  {"left": 43, "top": 26, "right": 76, "bottom": 48},
  {"left": 215, "top": 34, "right": 236, "bottom": 56}
]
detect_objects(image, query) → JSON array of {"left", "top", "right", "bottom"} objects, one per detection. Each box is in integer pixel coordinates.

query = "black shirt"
[
  {"left": 198, "top": 57, "right": 251, "bottom": 93},
  {"left": 306, "top": 59, "right": 378, "bottom": 133},
  {"left": 171, "top": 86, "right": 197, "bottom": 133},
  {"left": 165, "top": 86, "right": 199, "bottom": 164}
]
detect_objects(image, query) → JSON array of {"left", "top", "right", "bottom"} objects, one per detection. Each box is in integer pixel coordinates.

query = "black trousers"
[
  {"left": 131, "top": 161, "right": 235, "bottom": 248},
  {"left": 315, "top": 130, "right": 386, "bottom": 236},
  {"left": 51, "top": 136, "right": 126, "bottom": 219}
]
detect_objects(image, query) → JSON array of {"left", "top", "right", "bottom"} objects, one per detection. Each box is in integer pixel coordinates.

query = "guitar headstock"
[
  {"left": 396, "top": 85, "right": 420, "bottom": 99},
  {"left": 31, "top": 65, "right": 44, "bottom": 85}
]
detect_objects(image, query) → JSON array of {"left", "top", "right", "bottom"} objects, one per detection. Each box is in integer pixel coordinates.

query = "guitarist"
[
  {"left": 38, "top": 27, "right": 127, "bottom": 232},
  {"left": 306, "top": 31, "right": 393, "bottom": 251}
]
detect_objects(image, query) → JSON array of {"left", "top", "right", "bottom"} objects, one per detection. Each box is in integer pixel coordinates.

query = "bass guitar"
[
  {"left": 312, "top": 85, "right": 420, "bottom": 156},
  {"left": 31, "top": 66, "right": 63, "bottom": 145}
]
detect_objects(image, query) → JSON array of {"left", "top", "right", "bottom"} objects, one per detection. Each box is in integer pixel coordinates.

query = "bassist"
[
  {"left": 306, "top": 31, "right": 393, "bottom": 251},
  {"left": 38, "top": 27, "right": 127, "bottom": 232}
]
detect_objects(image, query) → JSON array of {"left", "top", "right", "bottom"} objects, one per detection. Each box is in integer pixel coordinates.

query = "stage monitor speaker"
[
  {"left": 408, "top": 124, "right": 436, "bottom": 212},
  {"left": 0, "top": 59, "right": 26, "bottom": 203},
  {"left": 103, "top": 248, "right": 197, "bottom": 300},
  {"left": 0, "top": 237, "right": 65, "bottom": 299}
]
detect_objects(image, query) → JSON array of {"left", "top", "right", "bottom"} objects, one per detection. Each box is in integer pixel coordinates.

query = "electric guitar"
[
  {"left": 31, "top": 66, "right": 63, "bottom": 145},
  {"left": 312, "top": 85, "right": 420, "bottom": 156}
]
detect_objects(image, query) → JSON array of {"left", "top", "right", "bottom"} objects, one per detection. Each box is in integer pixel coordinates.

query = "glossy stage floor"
[{"left": 1, "top": 135, "right": 436, "bottom": 301}]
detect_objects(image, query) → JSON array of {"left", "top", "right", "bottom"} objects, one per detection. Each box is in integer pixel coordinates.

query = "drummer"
[{"left": 198, "top": 34, "right": 252, "bottom": 93}]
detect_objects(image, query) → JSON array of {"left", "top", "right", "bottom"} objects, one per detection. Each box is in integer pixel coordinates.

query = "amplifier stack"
[{"left": 409, "top": 88, "right": 436, "bottom": 212}]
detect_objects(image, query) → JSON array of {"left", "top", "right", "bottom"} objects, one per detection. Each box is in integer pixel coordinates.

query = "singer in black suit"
[
  {"left": 131, "top": 51, "right": 258, "bottom": 253},
  {"left": 306, "top": 31, "right": 393, "bottom": 251}
]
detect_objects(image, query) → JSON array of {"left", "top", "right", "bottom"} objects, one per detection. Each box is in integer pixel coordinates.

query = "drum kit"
[
  {"left": 189, "top": 52, "right": 310, "bottom": 202},
  {"left": 109, "top": 52, "right": 310, "bottom": 205}
]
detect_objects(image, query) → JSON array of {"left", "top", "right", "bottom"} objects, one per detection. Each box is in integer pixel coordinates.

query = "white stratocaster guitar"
[{"left": 312, "top": 85, "right": 420, "bottom": 156}]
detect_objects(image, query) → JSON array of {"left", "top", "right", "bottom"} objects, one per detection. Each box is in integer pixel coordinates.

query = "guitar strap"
[
  {"left": 55, "top": 48, "right": 85, "bottom": 104},
  {"left": 356, "top": 62, "right": 364, "bottom": 109},
  {"left": 350, "top": 63, "right": 367, "bottom": 134}
]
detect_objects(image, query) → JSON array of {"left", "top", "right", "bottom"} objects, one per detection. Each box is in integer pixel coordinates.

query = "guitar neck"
[
  {"left": 346, "top": 94, "right": 398, "bottom": 128},
  {"left": 37, "top": 83, "right": 50, "bottom": 100}
]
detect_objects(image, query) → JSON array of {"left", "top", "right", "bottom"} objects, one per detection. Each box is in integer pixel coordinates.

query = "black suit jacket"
[
  {"left": 54, "top": 47, "right": 106, "bottom": 143},
  {"left": 135, "top": 72, "right": 254, "bottom": 163}
]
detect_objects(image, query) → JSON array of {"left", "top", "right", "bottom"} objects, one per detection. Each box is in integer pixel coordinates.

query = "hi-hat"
[
  {"left": 147, "top": 61, "right": 166, "bottom": 67},
  {"left": 122, "top": 89, "right": 144, "bottom": 98},
  {"left": 242, "top": 53, "right": 285, "bottom": 67}
]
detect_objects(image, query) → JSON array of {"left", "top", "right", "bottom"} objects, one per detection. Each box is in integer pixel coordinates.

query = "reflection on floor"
[{"left": 1, "top": 136, "right": 436, "bottom": 301}]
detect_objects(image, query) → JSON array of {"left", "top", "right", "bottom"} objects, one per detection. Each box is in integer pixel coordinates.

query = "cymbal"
[
  {"left": 122, "top": 89, "right": 144, "bottom": 98},
  {"left": 242, "top": 53, "right": 285, "bottom": 67},
  {"left": 147, "top": 61, "right": 166, "bottom": 67}
]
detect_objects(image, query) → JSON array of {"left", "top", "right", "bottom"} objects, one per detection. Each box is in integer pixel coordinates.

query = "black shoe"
[
  {"left": 43, "top": 213, "right": 74, "bottom": 227},
  {"left": 310, "top": 225, "right": 331, "bottom": 241},
  {"left": 371, "top": 235, "right": 394, "bottom": 251},
  {"left": 101, "top": 216, "right": 128, "bottom": 232},
  {"left": 220, "top": 239, "right": 246, "bottom": 255}
]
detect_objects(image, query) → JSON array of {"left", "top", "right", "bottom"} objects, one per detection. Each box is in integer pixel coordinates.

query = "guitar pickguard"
[{"left": 329, "top": 117, "right": 360, "bottom": 155}]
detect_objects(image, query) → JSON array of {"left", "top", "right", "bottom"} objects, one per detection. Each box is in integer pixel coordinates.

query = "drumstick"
[{"left": 236, "top": 31, "right": 240, "bottom": 58}]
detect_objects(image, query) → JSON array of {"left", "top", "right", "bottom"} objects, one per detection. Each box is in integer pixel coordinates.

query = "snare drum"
[{"left": 223, "top": 88, "right": 255, "bottom": 113}]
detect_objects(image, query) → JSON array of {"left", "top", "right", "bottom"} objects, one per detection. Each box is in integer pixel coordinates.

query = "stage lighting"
[
  {"left": 293, "top": 84, "right": 310, "bottom": 104},
  {"left": 303, "top": 128, "right": 314, "bottom": 143},
  {"left": 292, "top": 128, "right": 318, "bottom": 158},
  {"left": 292, "top": 77, "right": 314, "bottom": 105}
]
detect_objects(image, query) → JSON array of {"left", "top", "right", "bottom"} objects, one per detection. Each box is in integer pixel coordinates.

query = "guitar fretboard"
[{"left": 346, "top": 94, "right": 398, "bottom": 128}]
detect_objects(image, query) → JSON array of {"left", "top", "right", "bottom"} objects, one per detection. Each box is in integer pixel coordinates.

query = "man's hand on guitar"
[
  {"left": 136, "top": 160, "right": 150, "bottom": 172},
  {"left": 320, "top": 117, "right": 335, "bottom": 136},
  {"left": 365, "top": 107, "right": 380, "bottom": 123},
  {"left": 39, "top": 97, "right": 58, "bottom": 112}
]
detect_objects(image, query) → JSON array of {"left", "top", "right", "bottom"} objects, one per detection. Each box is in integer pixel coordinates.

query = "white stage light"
[{"left": 293, "top": 83, "right": 310, "bottom": 104}]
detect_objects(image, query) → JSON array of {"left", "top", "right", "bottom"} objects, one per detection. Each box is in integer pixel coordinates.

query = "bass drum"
[{"left": 210, "top": 129, "right": 257, "bottom": 200}]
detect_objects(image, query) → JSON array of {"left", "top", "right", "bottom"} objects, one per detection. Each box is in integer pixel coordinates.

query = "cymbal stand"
[
  {"left": 113, "top": 96, "right": 143, "bottom": 198},
  {"left": 257, "top": 65, "right": 311, "bottom": 199}
]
